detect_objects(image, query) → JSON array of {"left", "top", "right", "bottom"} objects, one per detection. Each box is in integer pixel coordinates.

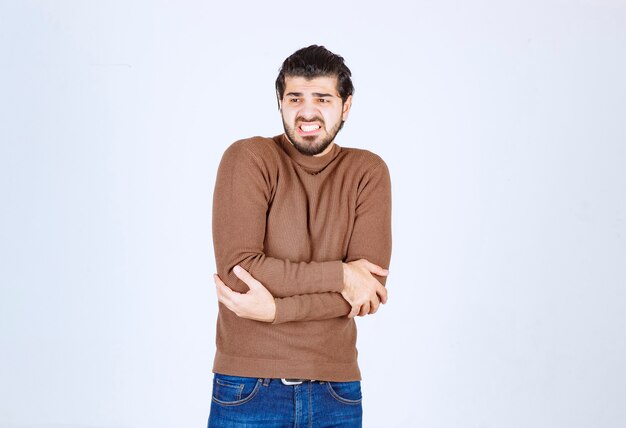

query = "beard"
[{"left": 282, "top": 116, "right": 345, "bottom": 156}]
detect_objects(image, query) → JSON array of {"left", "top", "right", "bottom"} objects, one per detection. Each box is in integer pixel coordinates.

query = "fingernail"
[{"left": 234, "top": 265, "right": 241, "bottom": 274}]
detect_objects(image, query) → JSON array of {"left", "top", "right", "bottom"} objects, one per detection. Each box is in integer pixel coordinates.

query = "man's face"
[{"left": 280, "top": 75, "right": 352, "bottom": 156}]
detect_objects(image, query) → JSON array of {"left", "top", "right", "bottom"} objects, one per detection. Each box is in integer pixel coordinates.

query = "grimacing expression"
[{"left": 280, "top": 76, "right": 352, "bottom": 156}]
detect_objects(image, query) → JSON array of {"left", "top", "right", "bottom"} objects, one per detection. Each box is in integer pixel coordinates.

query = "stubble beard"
[{"left": 282, "top": 117, "right": 345, "bottom": 156}]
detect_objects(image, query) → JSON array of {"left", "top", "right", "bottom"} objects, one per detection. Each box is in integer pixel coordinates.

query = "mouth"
[{"left": 297, "top": 122, "right": 322, "bottom": 136}]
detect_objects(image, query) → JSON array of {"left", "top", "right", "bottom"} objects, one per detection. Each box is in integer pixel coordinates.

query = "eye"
[
  {"left": 289, "top": 98, "right": 300, "bottom": 103},
  {"left": 318, "top": 98, "right": 329, "bottom": 103}
]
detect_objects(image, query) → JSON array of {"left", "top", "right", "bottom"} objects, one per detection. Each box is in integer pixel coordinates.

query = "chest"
[{"left": 263, "top": 168, "right": 360, "bottom": 261}]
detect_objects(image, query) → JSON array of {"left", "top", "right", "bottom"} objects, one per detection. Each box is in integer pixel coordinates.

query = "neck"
[{"left": 315, "top": 142, "right": 335, "bottom": 157}]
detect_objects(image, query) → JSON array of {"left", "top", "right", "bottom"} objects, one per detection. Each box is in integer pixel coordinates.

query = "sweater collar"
[{"left": 275, "top": 133, "right": 341, "bottom": 173}]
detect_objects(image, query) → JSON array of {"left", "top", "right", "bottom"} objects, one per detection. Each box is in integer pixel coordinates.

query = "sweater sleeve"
[
  {"left": 344, "top": 160, "right": 392, "bottom": 276},
  {"left": 272, "top": 292, "right": 351, "bottom": 324},
  {"left": 271, "top": 159, "right": 393, "bottom": 324},
  {"left": 212, "top": 141, "right": 345, "bottom": 298}
]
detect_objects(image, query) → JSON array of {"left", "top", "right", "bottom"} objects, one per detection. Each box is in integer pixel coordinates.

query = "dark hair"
[{"left": 275, "top": 45, "right": 354, "bottom": 108}]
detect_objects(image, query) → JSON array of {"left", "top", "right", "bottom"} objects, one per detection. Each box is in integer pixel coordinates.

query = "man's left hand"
[{"left": 214, "top": 265, "right": 276, "bottom": 323}]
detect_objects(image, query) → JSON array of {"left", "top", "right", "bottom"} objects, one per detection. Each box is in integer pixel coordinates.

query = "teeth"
[{"left": 301, "top": 124, "right": 320, "bottom": 132}]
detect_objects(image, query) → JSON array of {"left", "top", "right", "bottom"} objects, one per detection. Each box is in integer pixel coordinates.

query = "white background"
[{"left": 1, "top": 1, "right": 625, "bottom": 427}]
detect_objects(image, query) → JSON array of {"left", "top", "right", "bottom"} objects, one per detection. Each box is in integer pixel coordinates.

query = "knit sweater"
[{"left": 211, "top": 133, "right": 392, "bottom": 381}]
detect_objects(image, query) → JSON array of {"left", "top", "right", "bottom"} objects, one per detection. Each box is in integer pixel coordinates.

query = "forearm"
[
  {"left": 271, "top": 292, "right": 351, "bottom": 324},
  {"left": 214, "top": 251, "right": 344, "bottom": 298}
]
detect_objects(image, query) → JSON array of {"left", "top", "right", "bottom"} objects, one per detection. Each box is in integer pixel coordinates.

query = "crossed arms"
[
  {"left": 215, "top": 258, "right": 389, "bottom": 322},
  {"left": 211, "top": 142, "right": 392, "bottom": 324}
]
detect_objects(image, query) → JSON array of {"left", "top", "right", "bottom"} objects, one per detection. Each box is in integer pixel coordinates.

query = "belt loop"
[{"left": 262, "top": 378, "right": 270, "bottom": 387}]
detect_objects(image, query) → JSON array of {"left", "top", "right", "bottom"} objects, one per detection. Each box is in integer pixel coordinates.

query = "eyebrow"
[{"left": 285, "top": 92, "right": 336, "bottom": 98}]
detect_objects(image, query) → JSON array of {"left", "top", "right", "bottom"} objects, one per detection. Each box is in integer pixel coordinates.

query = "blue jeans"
[{"left": 208, "top": 373, "right": 363, "bottom": 427}]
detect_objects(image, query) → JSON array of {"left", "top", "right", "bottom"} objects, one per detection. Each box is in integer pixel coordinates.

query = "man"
[{"left": 208, "top": 45, "right": 392, "bottom": 427}]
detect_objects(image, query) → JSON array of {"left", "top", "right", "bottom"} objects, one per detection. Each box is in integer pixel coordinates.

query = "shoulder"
[
  {"left": 221, "top": 136, "right": 281, "bottom": 167},
  {"left": 338, "top": 147, "right": 391, "bottom": 199},
  {"left": 224, "top": 136, "right": 277, "bottom": 158},
  {"left": 338, "top": 146, "right": 389, "bottom": 176}
]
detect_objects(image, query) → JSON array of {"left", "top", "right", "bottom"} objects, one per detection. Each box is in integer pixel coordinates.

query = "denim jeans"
[{"left": 208, "top": 373, "right": 363, "bottom": 427}]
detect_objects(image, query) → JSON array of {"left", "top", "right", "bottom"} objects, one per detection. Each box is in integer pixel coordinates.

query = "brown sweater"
[{"left": 212, "top": 134, "right": 392, "bottom": 381}]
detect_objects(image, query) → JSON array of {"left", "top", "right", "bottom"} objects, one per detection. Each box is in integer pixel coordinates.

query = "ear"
[
  {"left": 341, "top": 95, "right": 353, "bottom": 121},
  {"left": 276, "top": 91, "right": 282, "bottom": 111}
]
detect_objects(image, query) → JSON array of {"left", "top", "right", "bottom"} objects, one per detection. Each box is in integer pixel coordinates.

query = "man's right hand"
[{"left": 341, "top": 259, "right": 389, "bottom": 318}]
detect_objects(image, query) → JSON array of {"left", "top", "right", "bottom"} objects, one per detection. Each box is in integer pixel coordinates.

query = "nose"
[{"left": 298, "top": 99, "right": 320, "bottom": 120}]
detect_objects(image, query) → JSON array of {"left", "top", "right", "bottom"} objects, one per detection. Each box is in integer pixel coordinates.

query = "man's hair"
[{"left": 275, "top": 45, "right": 354, "bottom": 108}]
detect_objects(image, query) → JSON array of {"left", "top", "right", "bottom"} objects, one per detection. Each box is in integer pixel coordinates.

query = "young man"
[{"left": 208, "top": 45, "right": 392, "bottom": 427}]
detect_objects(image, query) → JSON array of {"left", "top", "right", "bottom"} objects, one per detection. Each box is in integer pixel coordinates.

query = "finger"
[
  {"left": 361, "top": 259, "right": 389, "bottom": 276},
  {"left": 369, "top": 298, "right": 380, "bottom": 314},
  {"left": 216, "top": 273, "right": 247, "bottom": 300},
  {"left": 216, "top": 283, "right": 232, "bottom": 308},
  {"left": 233, "top": 265, "right": 262, "bottom": 290},
  {"left": 377, "top": 284, "right": 388, "bottom": 304},
  {"left": 214, "top": 274, "right": 232, "bottom": 294},
  {"left": 214, "top": 273, "right": 225, "bottom": 298},
  {"left": 348, "top": 304, "right": 360, "bottom": 318},
  {"left": 358, "top": 303, "right": 370, "bottom": 317},
  {"left": 216, "top": 285, "right": 243, "bottom": 316},
  {"left": 215, "top": 275, "right": 239, "bottom": 306},
  {"left": 215, "top": 281, "right": 232, "bottom": 306}
]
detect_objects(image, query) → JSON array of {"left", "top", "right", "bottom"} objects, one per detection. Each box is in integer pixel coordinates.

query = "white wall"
[{"left": 1, "top": 1, "right": 625, "bottom": 427}]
